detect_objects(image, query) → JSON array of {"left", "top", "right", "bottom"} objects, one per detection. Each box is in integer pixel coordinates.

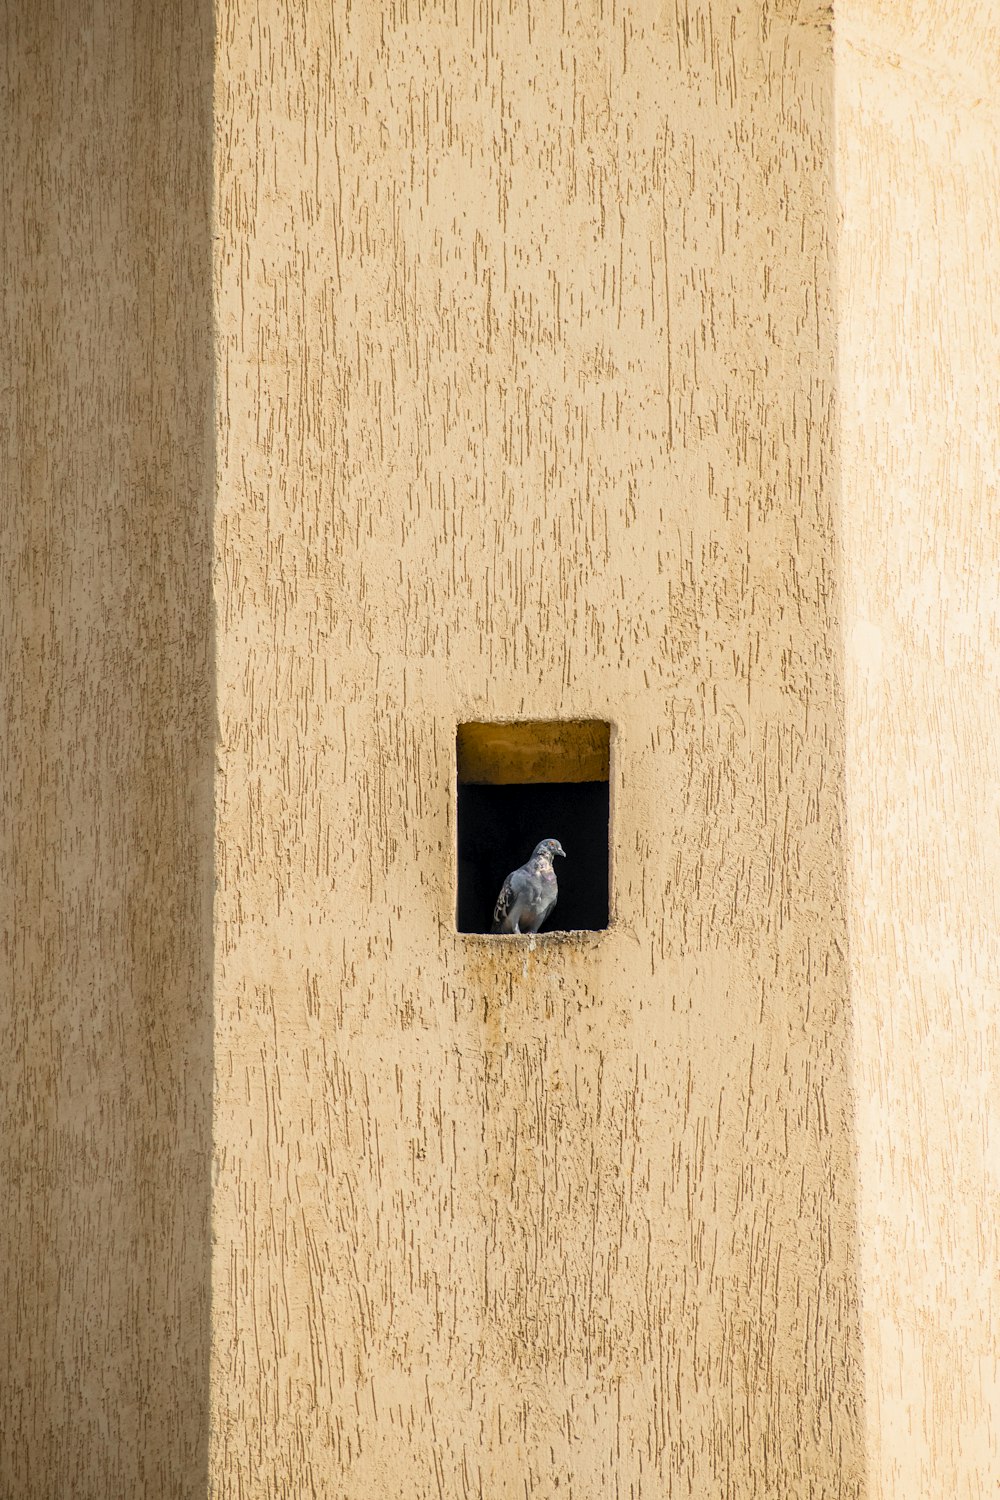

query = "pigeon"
[{"left": 491, "top": 838, "right": 566, "bottom": 934}]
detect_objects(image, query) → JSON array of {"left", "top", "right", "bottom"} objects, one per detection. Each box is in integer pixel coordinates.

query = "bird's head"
[{"left": 533, "top": 838, "right": 566, "bottom": 861}]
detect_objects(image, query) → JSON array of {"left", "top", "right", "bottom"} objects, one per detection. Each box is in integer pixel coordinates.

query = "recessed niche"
[{"left": 456, "top": 720, "right": 611, "bottom": 935}]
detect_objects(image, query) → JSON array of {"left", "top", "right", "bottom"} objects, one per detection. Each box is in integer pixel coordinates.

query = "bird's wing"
[{"left": 492, "top": 864, "right": 531, "bottom": 932}]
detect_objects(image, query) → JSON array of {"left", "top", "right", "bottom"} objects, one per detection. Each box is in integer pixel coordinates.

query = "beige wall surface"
[
  {"left": 837, "top": 4, "right": 1000, "bottom": 1496},
  {"left": 212, "top": 2, "right": 864, "bottom": 1496},
  {"left": 5, "top": 1, "right": 998, "bottom": 1497},
  {"left": 1, "top": 2, "right": 215, "bottom": 1497}
]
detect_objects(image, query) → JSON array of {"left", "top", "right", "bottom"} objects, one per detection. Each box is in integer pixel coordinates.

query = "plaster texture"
[
  {"left": 212, "top": 2, "right": 862, "bottom": 1496},
  {"left": 1, "top": 1, "right": 996, "bottom": 1498},
  {"left": 2, "top": 2, "right": 215, "bottom": 1496},
  {"left": 837, "top": 4, "right": 1000, "bottom": 1493}
]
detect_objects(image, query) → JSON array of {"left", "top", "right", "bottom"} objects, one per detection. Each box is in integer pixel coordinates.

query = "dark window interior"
[
  {"left": 456, "top": 721, "right": 610, "bottom": 935},
  {"left": 457, "top": 780, "right": 609, "bottom": 933}
]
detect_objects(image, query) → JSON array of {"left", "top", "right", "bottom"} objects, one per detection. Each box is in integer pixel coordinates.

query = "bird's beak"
[{"left": 555, "top": 844, "right": 566, "bottom": 858}]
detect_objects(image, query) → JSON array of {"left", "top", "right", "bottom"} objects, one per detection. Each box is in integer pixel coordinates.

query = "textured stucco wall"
[
  {"left": 4, "top": 1, "right": 998, "bottom": 1496},
  {"left": 837, "top": 4, "right": 1000, "bottom": 1495},
  {"left": 1, "top": 2, "right": 215, "bottom": 1496},
  {"left": 212, "top": 2, "right": 864, "bottom": 1496}
]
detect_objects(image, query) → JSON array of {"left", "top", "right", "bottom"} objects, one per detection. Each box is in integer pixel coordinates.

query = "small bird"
[{"left": 491, "top": 838, "right": 566, "bottom": 934}]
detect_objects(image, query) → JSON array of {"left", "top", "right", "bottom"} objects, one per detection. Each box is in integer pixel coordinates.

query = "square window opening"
[{"left": 456, "top": 720, "right": 611, "bottom": 935}]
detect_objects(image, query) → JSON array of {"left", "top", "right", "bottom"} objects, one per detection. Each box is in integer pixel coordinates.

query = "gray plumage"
[{"left": 491, "top": 838, "right": 566, "bottom": 934}]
